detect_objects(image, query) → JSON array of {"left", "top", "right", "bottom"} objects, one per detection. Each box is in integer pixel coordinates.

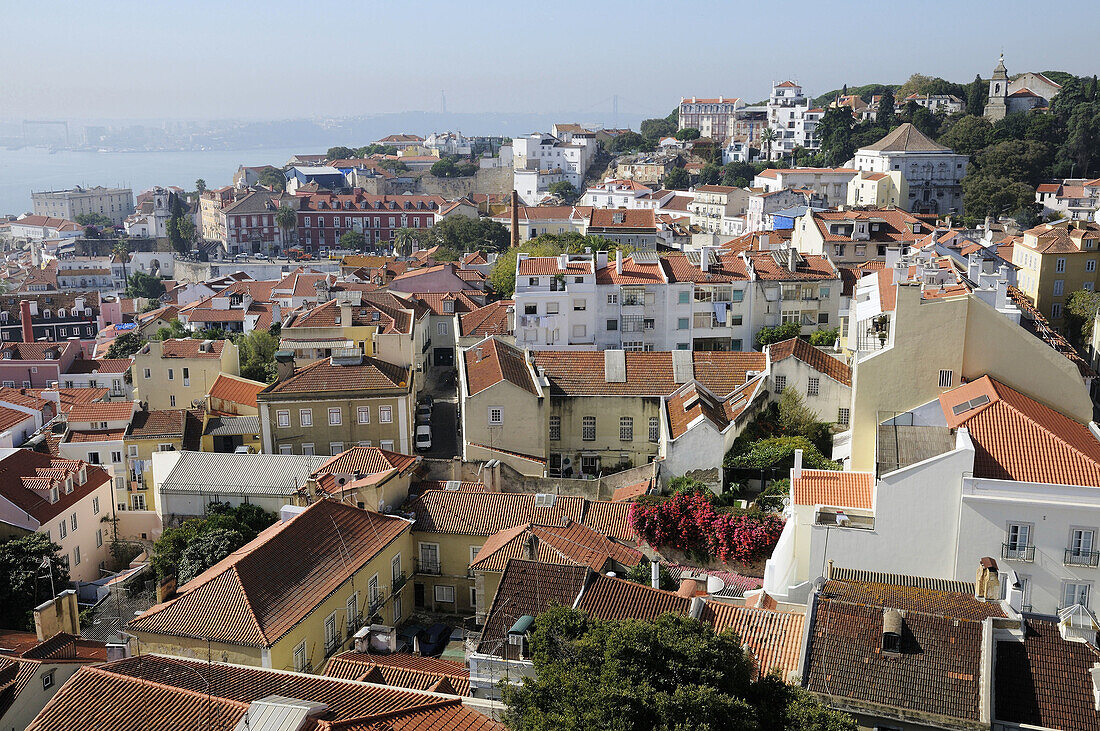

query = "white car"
[{"left": 415, "top": 425, "right": 432, "bottom": 451}]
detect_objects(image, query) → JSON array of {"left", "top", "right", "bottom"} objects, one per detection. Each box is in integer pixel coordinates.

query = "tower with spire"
[{"left": 985, "top": 54, "right": 1009, "bottom": 121}]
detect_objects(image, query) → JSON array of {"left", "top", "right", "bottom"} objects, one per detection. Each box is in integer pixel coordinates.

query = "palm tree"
[
  {"left": 113, "top": 241, "right": 129, "bottom": 292},
  {"left": 393, "top": 228, "right": 418, "bottom": 257},
  {"left": 275, "top": 205, "right": 297, "bottom": 256},
  {"left": 760, "top": 127, "right": 777, "bottom": 162}
]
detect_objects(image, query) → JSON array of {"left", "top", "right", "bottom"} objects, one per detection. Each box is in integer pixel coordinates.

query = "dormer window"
[
  {"left": 78, "top": 467, "right": 86, "bottom": 485},
  {"left": 64, "top": 478, "right": 73, "bottom": 494},
  {"left": 57, "top": 309, "right": 65, "bottom": 318},
  {"left": 43, "top": 310, "right": 51, "bottom": 319},
  {"left": 443, "top": 300, "right": 455, "bottom": 313},
  {"left": 50, "top": 486, "right": 59, "bottom": 503}
]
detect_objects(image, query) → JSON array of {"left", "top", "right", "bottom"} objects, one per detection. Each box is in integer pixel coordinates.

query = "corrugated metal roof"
[
  {"left": 158, "top": 450, "right": 327, "bottom": 495},
  {"left": 204, "top": 416, "right": 261, "bottom": 437}
]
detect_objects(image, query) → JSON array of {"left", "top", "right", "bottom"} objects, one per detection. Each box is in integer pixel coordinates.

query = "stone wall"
[{"left": 396, "top": 166, "right": 513, "bottom": 200}]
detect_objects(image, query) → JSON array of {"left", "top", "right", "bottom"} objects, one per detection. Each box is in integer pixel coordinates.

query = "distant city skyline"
[{"left": 2, "top": 0, "right": 1097, "bottom": 123}]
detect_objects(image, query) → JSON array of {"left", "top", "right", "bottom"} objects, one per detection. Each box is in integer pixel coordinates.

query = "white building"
[
  {"left": 8, "top": 215, "right": 82, "bottom": 242},
  {"left": 579, "top": 179, "right": 654, "bottom": 208},
  {"left": 512, "top": 131, "right": 596, "bottom": 205},
  {"left": 32, "top": 186, "right": 135, "bottom": 226},
  {"left": 752, "top": 167, "right": 857, "bottom": 207},
  {"left": 766, "top": 81, "right": 820, "bottom": 159},
  {"left": 423, "top": 131, "right": 473, "bottom": 156},
  {"left": 765, "top": 375, "right": 1100, "bottom": 615},
  {"left": 123, "top": 187, "right": 174, "bottom": 239},
  {"left": 851, "top": 123, "right": 968, "bottom": 215}
]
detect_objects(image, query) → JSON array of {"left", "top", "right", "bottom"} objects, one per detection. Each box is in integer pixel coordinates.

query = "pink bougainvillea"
[{"left": 628, "top": 493, "right": 784, "bottom": 565}]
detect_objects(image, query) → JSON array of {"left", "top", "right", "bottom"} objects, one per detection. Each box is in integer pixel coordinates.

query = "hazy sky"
[{"left": 3, "top": 0, "right": 1098, "bottom": 122}]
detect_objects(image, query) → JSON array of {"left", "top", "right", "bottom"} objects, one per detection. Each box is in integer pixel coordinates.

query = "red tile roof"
[
  {"left": 700, "top": 604, "right": 805, "bottom": 679},
  {"left": 516, "top": 256, "right": 593, "bottom": 276},
  {"left": 311, "top": 446, "right": 419, "bottom": 495},
  {"left": 323, "top": 652, "right": 470, "bottom": 696},
  {"left": 67, "top": 401, "right": 135, "bottom": 422},
  {"left": 939, "top": 376, "right": 1100, "bottom": 486},
  {"left": 0, "top": 450, "right": 110, "bottom": 523},
  {"left": 409, "top": 490, "right": 634, "bottom": 541},
  {"left": 128, "top": 501, "right": 410, "bottom": 647},
  {"left": 458, "top": 300, "right": 513, "bottom": 338},
  {"left": 611, "top": 480, "right": 651, "bottom": 502},
  {"left": 262, "top": 356, "right": 410, "bottom": 396},
  {"left": 588, "top": 208, "right": 657, "bottom": 230},
  {"left": 577, "top": 572, "right": 692, "bottom": 622},
  {"left": 791, "top": 469, "right": 874, "bottom": 509},
  {"left": 65, "top": 359, "right": 131, "bottom": 374},
  {"left": 65, "top": 429, "right": 126, "bottom": 442},
  {"left": 158, "top": 338, "right": 227, "bottom": 358},
  {"left": 207, "top": 373, "right": 266, "bottom": 409},
  {"left": 767, "top": 337, "right": 852, "bottom": 386},
  {"left": 469, "top": 520, "right": 641, "bottom": 572},
  {"left": 464, "top": 337, "right": 538, "bottom": 397},
  {"left": 594, "top": 256, "right": 666, "bottom": 285}
]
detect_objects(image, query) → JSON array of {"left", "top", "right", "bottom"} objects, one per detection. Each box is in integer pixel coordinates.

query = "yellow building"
[
  {"left": 407, "top": 488, "right": 633, "bottom": 618},
  {"left": 200, "top": 414, "right": 263, "bottom": 453},
  {"left": 128, "top": 499, "right": 414, "bottom": 672},
  {"left": 123, "top": 408, "right": 202, "bottom": 515},
  {"left": 846, "top": 170, "right": 907, "bottom": 208},
  {"left": 1011, "top": 220, "right": 1100, "bottom": 326},
  {"left": 132, "top": 338, "right": 239, "bottom": 410},
  {"left": 845, "top": 279, "right": 1093, "bottom": 472}
]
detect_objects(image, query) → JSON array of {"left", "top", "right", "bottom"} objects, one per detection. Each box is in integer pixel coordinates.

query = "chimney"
[
  {"left": 475, "top": 346, "right": 484, "bottom": 362},
  {"left": 975, "top": 557, "right": 1001, "bottom": 601},
  {"left": 700, "top": 247, "right": 711, "bottom": 272},
  {"left": 510, "top": 190, "right": 520, "bottom": 248},
  {"left": 20, "top": 300, "right": 33, "bottom": 343},
  {"left": 596, "top": 251, "right": 608, "bottom": 270},
  {"left": 274, "top": 350, "right": 296, "bottom": 382},
  {"left": 33, "top": 589, "right": 79, "bottom": 640},
  {"left": 792, "top": 448, "right": 803, "bottom": 480},
  {"left": 615, "top": 249, "right": 623, "bottom": 275},
  {"left": 651, "top": 561, "right": 661, "bottom": 590},
  {"left": 881, "top": 608, "right": 904, "bottom": 653}
]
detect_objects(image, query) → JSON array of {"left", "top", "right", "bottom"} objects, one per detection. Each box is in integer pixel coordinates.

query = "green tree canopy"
[
  {"left": 257, "top": 166, "right": 286, "bottom": 192},
  {"left": 640, "top": 117, "right": 677, "bottom": 143},
  {"left": 501, "top": 606, "right": 855, "bottom": 731},
  {"left": 154, "top": 319, "right": 188, "bottom": 341},
  {"left": 698, "top": 162, "right": 722, "bottom": 185},
  {"left": 152, "top": 502, "right": 277, "bottom": 581},
  {"left": 606, "top": 131, "right": 648, "bottom": 153},
  {"left": 547, "top": 181, "right": 578, "bottom": 204},
  {"left": 238, "top": 329, "right": 280, "bottom": 383},
  {"left": 876, "top": 89, "right": 896, "bottom": 130},
  {"left": 339, "top": 230, "right": 366, "bottom": 250},
  {"left": 973, "top": 139, "right": 1053, "bottom": 186},
  {"left": 967, "top": 74, "right": 987, "bottom": 117},
  {"left": 326, "top": 146, "right": 356, "bottom": 161},
  {"left": 0, "top": 533, "right": 71, "bottom": 631},
  {"left": 105, "top": 332, "right": 147, "bottom": 359},
  {"left": 754, "top": 321, "right": 801, "bottom": 348},
  {"left": 664, "top": 166, "right": 690, "bottom": 190},
  {"left": 962, "top": 174, "right": 1037, "bottom": 224},
  {"left": 275, "top": 205, "right": 297, "bottom": 248},
  {"left": 195, "top": 178, "right": 207, "bottom": 193},
  {"left": 724, "top": 435, "right": 841, "bottom": 471},
  {"left": 75, "top": 213, "right": 115, "bottom": 228},
  {"left": 675, "top": 127, "right": 701, "bottom": 141},
  {"left": 489, "top": 233, "right": 626, "bottom": 297},
  {"left": 126, "top": 271, "right": 166, "bottom": 299},
  {"left": 938, "top": 115, "right": 993, "bottom": 157},
  {"left": 815, "top": 106, "right": 857, "bottom": 165},
  {"left": 1063, "top": 289, "right": 1100, "bottom": 349}
]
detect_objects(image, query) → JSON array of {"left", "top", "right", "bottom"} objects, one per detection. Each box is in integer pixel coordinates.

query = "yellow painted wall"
[{"left": 412, "top": 530, "right": 487, "bottom": 615}]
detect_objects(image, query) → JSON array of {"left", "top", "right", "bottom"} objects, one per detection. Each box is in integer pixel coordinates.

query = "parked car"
[
  {"left": 418, "top": 622, "right": 453, "bottom": 656},
  {"left": 415, "top": 425, "right": 432, "bottom": 451},
  {"left": 418, "top": 394, "right": 434, "bottom": 409},
  {"left": 416, "top": 411, "right": 431, "bottom": 426},
  {"left": 416, "top": 403, "right": 432, "bottom": 422}
]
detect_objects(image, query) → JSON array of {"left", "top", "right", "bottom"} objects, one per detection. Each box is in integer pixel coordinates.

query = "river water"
[{"left": 0, "top": 146, "right": 309, "bottom": 216}]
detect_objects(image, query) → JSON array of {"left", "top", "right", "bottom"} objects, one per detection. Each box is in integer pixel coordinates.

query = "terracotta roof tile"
[
  {"left": 323, "top": 652, "right": 470, "bottom": 696},
  {"left": 65, "top": 429, "right": 126, "bottom": 442},
  {"left": 791, "top": 469, "right": 874, "bottom": 509},
  {"left": 469, "top": 520, "right": 641, "bottom": 572},
  {"left": 700, "top": 604, "right": 805, "bottom": 679},
  {"left": 262, "top": 356, "right": 410, "bottom": 396},
  {"left": 67, "top": 401, "right": 135, "bottom": 422},
  {"left": 128, "top": 501, "right": 410, "bottom": 647},
  {"left": 768, "top": 338, "right": 851, "bottom": 386},
  {"left": 207, "top": 373, "right": 266, "bottom": 409},
  {"left": 0, "top": 450, "right": 110, "bottom": 523},
  {"left": 463, "top": 337, "right": 538, "bottom": 397},
  {"left": 159, "top": 338, "right": 226, "bottom": 359},
  {"left": 516, "top": 256, "right": 593, "bottom": 276},
  {"left": 611, "top": 480, "right": 652, "bottom": 502},
  {"left": 127, "top": 409, "right": 187, "bottom": 439},
  {"left": 458, "top": 300, "right": 513, "bottom": 338},
  {"left": 477, "top": 560, "right": 590, "bottom": 655},
  {"left": 576, "top": 572, "right": 692, "bottom": 621},
  {"left": 533, "top": 350, "right": 765, "bottom": 398},
  {"left": 66, "top": 359, "right": 131, "bottom": 374}
]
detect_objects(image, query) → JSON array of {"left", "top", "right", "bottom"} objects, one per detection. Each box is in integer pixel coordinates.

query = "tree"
[
  {"left": 166, "top": 194, "right": 192, "bottom": 254},
  {"left": 909, "top": 106, "right": 942, "bottom": 138},
  {"left": 152, "top": 502, "right": 277, "bottom": 581},
  {"left": 967, "top": 74, "right": 986, "bottom": 117},
  {"left": 640, "top": 117, "right": 677, "bottom": 143},
  {"left": 502, "top": 606, "right": 854, "bottom": 731},
  {"left": 675, "top": 127, "right": 701, "bottom": 141},
  {"left": 326, "top": 146, "right": 356, "bottom": 161},
  {"left": 1062, "top": 102, "right": 1100, "bottom": 177},
  {"left": 178, "top": 528, "right": 245, "bottom": 584},
  {"left": 938, "top": 115, "right": 993, "bottom": 157},
  {"left": 489, "top": 232, "right": 626, "bottom": 297},
  {"left": 876, "top": 89, "right": 896, "bottom": 129},
  {"left": 430, "top": 157, "right": 456, "bottom": 177},
  {"left": 759, "top": 127, "right": 777, "bottom": 161},
  {"left": 1063, "top": 289, "right": 1100, "bottom": 349},
  {"left": 154, "top": 319, "right": 188, "bottom": 341},
  {"left": 257, "top": 166, "right": 286, "bottom": 192},
  {"left": 126, "top": 271, "right": 166, "bottom": 299},
  {"left": 415, "top": 216, "right": 510, "bottom": 254},
  {"left": 815, "top": 106, "right": 856, "bottom": 165},
  {"left": 547, "top": 181, "right": 578, "bottom": 204},
  {"left": 807, "top": 327, "right": 839, "bottom": 347},
  {"left": 973, "top": 139, "right": 1053, "bottom": 186},
  {"left": 393, "top": 228, "right": 420, "bottom": 257},
  {"left": 275, "top": 205, "right": 297, "bottom": 251},
  {"left": 105, "top": 332, "right": 147, "bottom": 359},
  {"left": 0, "top": 533, "right": 71, "bottom": 631},
  {"left": 754, "top": 321, "right": 801, "bottom": 348},
  {"left": 237, "top": 329, "right": 279, "bottom": 383},
  {"left": 75, "top": 212, "right": 115, "bottom": 228},
  {"left": 195, "top": 178, "right": 207, "bottom": 194},
  {"left": 606, "top": 131, "right": 647, "bottom": 153},
  {"left": 664, "top": 166, "right": 690, "bottom": 190},
  {"left": 624, "top": 558, "right": 677, "bottom": 591},
  {"left": 724, "top": 435, "right": 842, "bottom": 471},
  {"left": 699, "top": 163, "right": 722, "bottom": 185},
  {"left": 962, "top": 174, "right": 1036, "bottom": 225},
  {"left": 339, "top": 230, "right": 366, "bottom": 251}
]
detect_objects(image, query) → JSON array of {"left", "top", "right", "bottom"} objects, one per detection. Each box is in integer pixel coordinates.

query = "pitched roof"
[
  {"left": 665, "top": 377, "right": 766, "bottom": 440},
  {"left": 477, "top": 560, "right": 590, "bottom": 654},
  {"left": 128, "top": 501, "right": 409, "bottom": 647},
  {"left": 0, "top": 450, "right": 110, "bottom": 523},
  {"left": 262, "top": 356, "right": 410, "bottom": 396},
  {"left": 126, "top": 409, "right": 188, "bottom": 439},
  {"left": 25, "top": 656, "right": 501, "bottom": 731},
  {"left": 576, "top": 572, "right": 692, "bottom": 622},
  {"left": 207, "top": 373, "right": 266, "bottom": 409},
  {"left": 859, "top": 122, "right": 950, "bottom": 153},
  {"left": 767, "top": 337, "right": 851, "bottom": 386},
  {"left": 65, "top": 358, "right": 131, "bottom": 375},
  {"left": 311, "top": 446, "right": 419, "bottom": 495},
  {"left": 469, "top": 520, "right": 642, "bottom": 572},
  {"left": 939, "top": 376, "right": 1100, "bottom": 486},
  {"left": 791, "top": 469, "right": 874, "bottom": 509},
  {"left": 67, "top": 401, "right": 135, "bottom": 422},
  {"left": 700, "top": 603, "right": 805, "bottom": 679},
  {"left": 532, "top": 350, "right": 765, "bottom": 398},
  {"left": 463, "top": 337, "right": 538, "bottom": 397},
  {"left": 587, "top": 208, "right": 657, "bottom": 230},
  {"left": 994, "top": 618, "right": 1100, "bottom": 731},
  {"left": 409, "top": 489, "right": 634, "bottom": 541},
  {"left": 458, "top": 300, "right": 513, "bottom": 338},
  {"left": 157, "top": 450, "right": 327, "bottom": 497},
  {"left": 323, "top": 652, "right": 470, "bottom": 696},
  {"left": 158, "top": 338, "right": 226, "bottom": 358}
]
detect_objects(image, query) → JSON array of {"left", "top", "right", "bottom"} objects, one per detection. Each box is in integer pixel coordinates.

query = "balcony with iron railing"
[
  {"left": 392, "top": 571, "right": 408, "bottom": 592},
  {"left": 1002, "top": 543, "right": 1035, "bottom": 562},
  {"left": 345, "top": 613, "right": 363, "bottom": 635},
  {"left": 324, "top": 633, "right": 343, "bottom": 657},
  {"left": 415, "top": 558, "right": 441, "bottom": 575},
  {"left": 1064, "top": 548, "right": 1100, "bottom": 568}
]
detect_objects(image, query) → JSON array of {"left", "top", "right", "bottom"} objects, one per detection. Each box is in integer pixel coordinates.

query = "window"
[
  {"left": 294, "top": 641, "right": 308, "bottom": 671},
  {"left": 1052, "top": 303, "right": 1063, "bottom": 319},
  {"left": 938, "top": 369, "right": 953, "bottom": 388},
  {"left": 606, "top": 319, "right": 618, "bottom": 331},
  {"left": 582, "top": 416, "right": 596, "bottom": 441},
  {"left": 1088, "top": 260, "right": 1097, "bottom": 273},
  {"left": 357, "top": 406, "right": 370, "bottom": 424},
  {"left": 279, "top": 445, "right": 293, "bottom": 455},
  {"left": 92, "top": 496, "right": 100, "bottom": 515},
  {"left": 837, "top": 408, "right": 850, "bottom": 426},
  {"left": 329, "top": 442, "right": 343, "bottom": 455},
  {"left": 434, "top": 585, "right": 455, "bottom": 603},
  {"left": 277, "top": 410, "right": 290, "bottom": 428},
  {"left": 774, "top": 375, "right": 787, "bottom": 393},
  {"left": 1063, "top": 582, "right": 1091, "bottom": 608},
  {"left": 182, "top": 367, "right": 190, "bottom": 385},
  {"left": 324, "top": 611, "right": 339, "bottom": 652},
  {"left": 469, "top": 545, "right": 481, "bottom": 564},
  {"left": 96, "top": 529, "right": 103, "bottom": 547},
  {"left": 130, "top": 493, "right": 146, "bottom": 510},
  {"left": 328, "top": 408, "right": 342, "bottom": 426},
  {"left": 678, "top": 291, "right": 690, "bottom": 305},
  {"left": 607, "top": 293, "right": 618, "bottom": 305},
  {"left": 528, "top": 277, "right": 539, "bottom": 286},
  {"left": 73, "top": 545, "right": 80, "bottom": 565},
  {"left": 1053, "top": 279, "right": 1064, "bottom": 296},
  {"left": 819, "top": 313, "right": 829, "bottom": 325},
  {"left": 649, "top": 416, "right": 659, "bottom": 442},
  {"left": 58, "top": 520, "right": 67, "bottom": 539},
  {"left": 419, "top": 542, "right": 440, "bottom": 573},
  {"left": 676, "top": 317, "right": 689, "bottom": 330},
  {"left": 1005, "top": 523, "right": 1033, "bottom": 561},
  {"left": 486, "top": 406, "right": 504, "bottom": 426},
  {"left": 143, "top": 368, "right": 151, "bottom": 379},
  {"left": 302, "top": 443, "right": 315, "bottom": 456},
  {"left": 573, "top": 299, "right": 586, "bottom": 311},
  {"left": 437, "top": 322, "right": 448, "bottom": 335},
  {"left": 380, "top": 439, "right": 394, "bottom": 450},
  {"left": 71, "top": 513, "right": 78, "bottom": 531},
  {"left": 807, "top": 377, "right": 820, "bottom": 396},
  {"left": 572, "top": 325, "right": 586, "bottom": 338},
  {"left": 42, "top": 671, "right": 54, "bottom": 690},
  {"left": 167, "top": 368, "right": 174, "bottom": 380},
  {"left": 1056, "top": 257, "right": 1066, "bottom": 273},
  {"left": 299, "top": 408, "right": 313, "bottom": 427},
  {"left": 549, "top": 415, "right": 561, "bottom": 441},
  {"left": 1067, "top": 528, "right": 1097, "bottom": 566},
  {"left": 87, "top": 452, "right": 100, "bottom": 464},
  {"left": 379, "top": 406, "right": 392, "bottom": 423},
  {"left": 619, "top": 416, "right": 633, "bottom": 441}
]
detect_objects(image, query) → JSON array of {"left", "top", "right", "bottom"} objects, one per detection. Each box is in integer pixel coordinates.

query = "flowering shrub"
[{"left": 629, "top": 493, "right": 785, "bottom": 565}]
